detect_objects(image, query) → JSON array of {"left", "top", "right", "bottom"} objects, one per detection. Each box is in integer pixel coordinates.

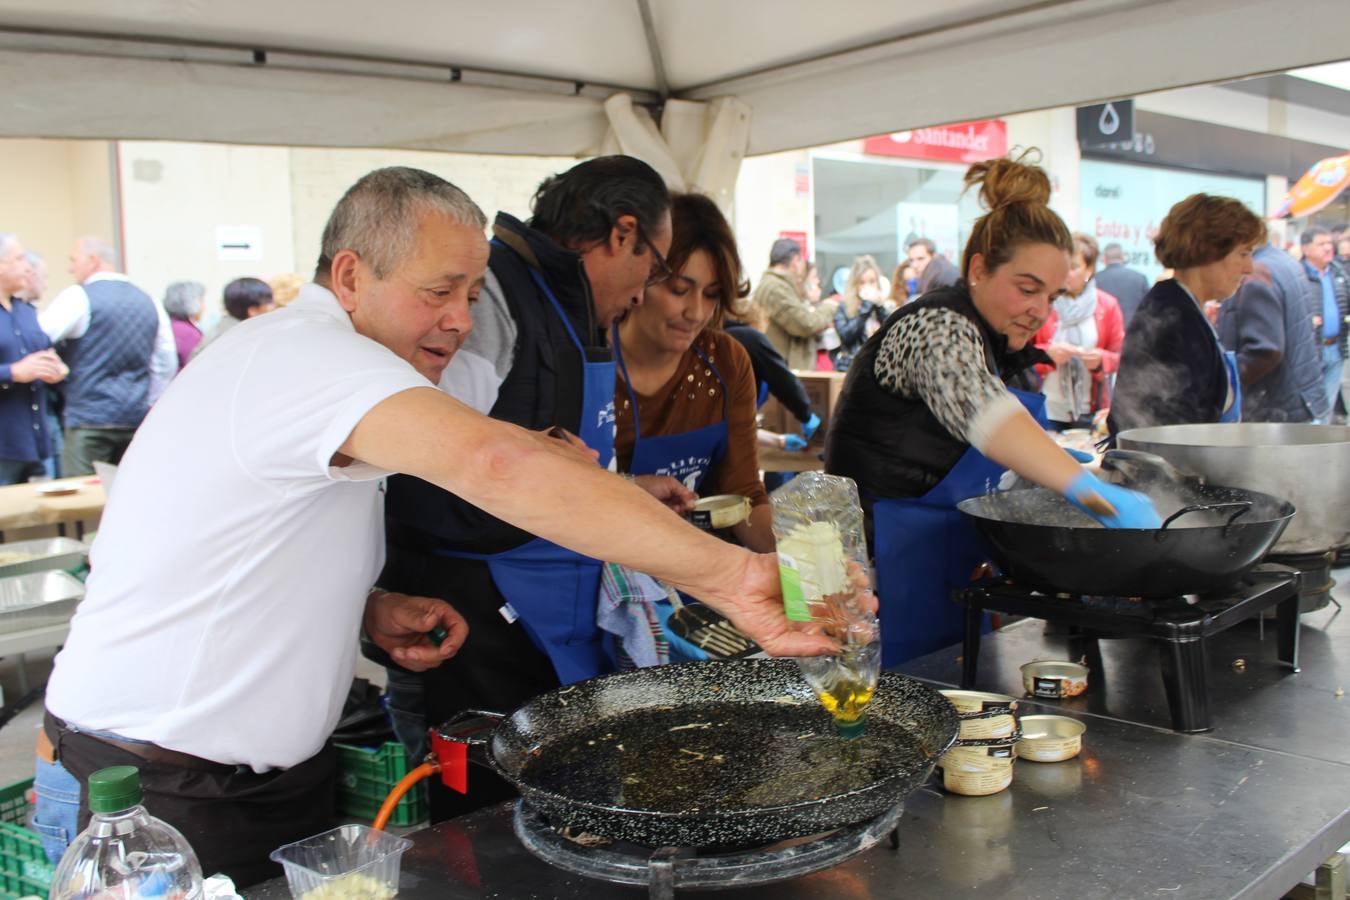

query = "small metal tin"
[
  {"left": 1020, "top": 660, "right": 1090, "bottom": 699},
  {"left": 938, "top": 762, "right": 1014, "bottom": 796},
  {"left": 689, "top": 494, "right": 751, "bottom": 531},
  {"left": 941, "top": 690, "right": 1019, "bottom": 739},
  {"left": 1016, "top": 715, "right": 1086, "bottom": 762}
]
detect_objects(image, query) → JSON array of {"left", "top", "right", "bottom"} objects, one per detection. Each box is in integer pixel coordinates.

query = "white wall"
[
  {"left": 732, "top": 148, "right": 813, "bottom": 284},
  {"left": 118, "top": 141, "right": 297, "bottom": 326}
]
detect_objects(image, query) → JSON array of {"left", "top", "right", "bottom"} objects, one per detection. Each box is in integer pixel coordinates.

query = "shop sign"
[
  {"left": 1077, "top": 101, "right": 1136, "bottom": 149},
  {"left": 1079, "top": 159, "right": 1264, "bottom": 282},
  {"left": 863, "top": 120, "right": 1007, "bottom": 163}
]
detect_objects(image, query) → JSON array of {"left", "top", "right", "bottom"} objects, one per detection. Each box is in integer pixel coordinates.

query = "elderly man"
[
  {"left": 38, "top": 236, "right": 176, "bottom": 473},
  {"left": 1299, "top": 227, "right": 1350, "bottom": 422},
  {"left": 751, "top": 238, "right": 836, "bottom": 371},
  {"left": 38, "top": 167, "right": 828, "bottom": 885},
  {"left": 1094, "top": 242, "right": 1151, "bottom": 327},
  {"left": 0, "top": 235, "right": 64, "bottom": 484},
  {"left": 379, "top": 157, "right": 699, "bottom": 819}
]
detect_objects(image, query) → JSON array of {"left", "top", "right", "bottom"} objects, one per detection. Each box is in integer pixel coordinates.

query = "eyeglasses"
[{"left": 634, "top": 221, "right": 672, "bottom": 287}]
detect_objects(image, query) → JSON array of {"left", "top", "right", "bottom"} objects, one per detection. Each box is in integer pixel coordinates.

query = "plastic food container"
[
  {"left": 270, "top": 824, "right": 412, "bottom": 899},
  {"left": 940, "top": 690, "right": 1019, "bottom": 740},
  {"left": 1016, "top": 715, "right": 1086, "bottom": 762},
  {"left": 690, "top": 494, "right": 751, "bottom": 530},
  {"left": 1020, "top": 660, "right": 1089, "bottom": 699}
]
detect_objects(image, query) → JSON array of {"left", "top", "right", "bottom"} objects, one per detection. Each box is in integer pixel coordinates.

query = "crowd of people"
[
  {"left": 0, "top": 241, "right": 304, "bottom": 484},
  {"left": 20, "top": 149, "right": 1349, "bottom": 884}
]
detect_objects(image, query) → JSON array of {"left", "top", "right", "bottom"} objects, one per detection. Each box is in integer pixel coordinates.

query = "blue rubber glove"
[
  {"left": 801, "top": 412, "right": 822, "bottom": 440},
  {"left": 1065, "top": 471, "right": 1162, "bottom": 529},
  {"left": 1064, "top": 447, "right": 1095, "bottom": 464},
  {"left": 784, "top": 434, "right": 808, "bottom": 452}
]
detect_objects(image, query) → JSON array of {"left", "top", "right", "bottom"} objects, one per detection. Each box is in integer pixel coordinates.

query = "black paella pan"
[{"left": 434, "top": 658, "right": 959, "bottom": 848}]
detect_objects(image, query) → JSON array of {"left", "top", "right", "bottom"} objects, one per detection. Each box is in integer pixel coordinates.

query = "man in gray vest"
[{"left": 39, "top": 236, "right": 176, "bottom": 474}]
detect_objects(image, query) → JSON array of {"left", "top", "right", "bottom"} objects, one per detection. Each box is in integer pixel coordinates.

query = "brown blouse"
[{"left": 614, "top": 329, "right": 768, "bottom": 507}]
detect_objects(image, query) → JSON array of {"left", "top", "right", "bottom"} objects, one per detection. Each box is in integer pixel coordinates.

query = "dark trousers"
[
  {"left": 63, "top": 426, "right": 135, "bottom": 476},
  {"left": 0, "top": 458, "right": 47, "bottom": 486},
  {"left": 46, "top": 713, "right": 338, "bottom": 887}
]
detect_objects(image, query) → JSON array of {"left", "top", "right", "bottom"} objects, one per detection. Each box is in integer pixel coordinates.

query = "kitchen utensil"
[
  {"left": 1118, "top": 424, "right": 1350, "bottom": 554},
  {"left": 431, "top": 659, "right": 958, "bottom": 848},
  {"left": 956, "top": 479, "right": 1292, "bottom": 597}
]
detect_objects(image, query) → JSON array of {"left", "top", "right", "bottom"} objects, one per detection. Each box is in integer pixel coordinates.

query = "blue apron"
[
  {"left": 1219, "top": 348, "right": 1242, "bottom": 424},
  {"left": 614, "top": 329, "right": 732, "bottom": 661},
  {"left": 436, "top": 258, "right": 617, "bottom": 685},
  {"left": 614, "top": 328, "right": 730, "bottom": 495},
  {"left": 872, "top": 388, "right": 1047, "bottom": 667}
]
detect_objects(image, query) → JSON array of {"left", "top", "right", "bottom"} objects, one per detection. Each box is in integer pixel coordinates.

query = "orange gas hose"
[{"left": 373, "top": 761, "right": 439, "bottom": 831}]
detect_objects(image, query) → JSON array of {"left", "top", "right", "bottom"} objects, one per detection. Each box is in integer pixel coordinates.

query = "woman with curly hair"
[{"left": 1108, "top": 194, "right": 1266, "bottom": 435}]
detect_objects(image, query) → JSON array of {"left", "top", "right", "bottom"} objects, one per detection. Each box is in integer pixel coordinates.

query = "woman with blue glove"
[{"left": 826, "top": 152, "right": 1160, "bottom": 666}]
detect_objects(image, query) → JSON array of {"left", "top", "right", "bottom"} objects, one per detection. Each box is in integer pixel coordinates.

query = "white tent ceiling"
[{"left": 0, "top": 0, "right": 1344, "bottom": 157}]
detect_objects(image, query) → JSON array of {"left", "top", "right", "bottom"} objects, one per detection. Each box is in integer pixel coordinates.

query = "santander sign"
[{"left": 863, "top": 120, "right": 1008, "bottom": 163}]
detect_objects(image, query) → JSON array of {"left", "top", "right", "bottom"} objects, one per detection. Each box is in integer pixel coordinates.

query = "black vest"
[
  {"left": 384, "top": 214, "right": 607, "bottom": 555},
  {"left": 825, "top": 286, "right": 1045, "bottom": 499}
]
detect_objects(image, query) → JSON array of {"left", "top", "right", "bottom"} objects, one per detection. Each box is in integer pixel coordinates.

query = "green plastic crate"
[
  {"left": 335, "top": 741, "right": 428, "bottom": 828},
  {"left": 0, "top": 779, "right": 54, "bottom": 900}
]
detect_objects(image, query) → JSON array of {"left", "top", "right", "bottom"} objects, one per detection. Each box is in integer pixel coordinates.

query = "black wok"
[
  {"left": 956, "top": 472, "right": 1294, "bottom": 597},
  {"left": 435, "top": 658, "right": 958, "bottom": 848}
]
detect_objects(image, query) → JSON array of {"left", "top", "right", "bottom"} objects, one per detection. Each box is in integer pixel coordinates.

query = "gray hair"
[
  {"left": 316, "top": 167, "right": 486, "bottom": 280},
  {"left": 1101, "top": 242, "right": 1125, "bottom": 263},
  {"left": 163, "top": 280, "right": 206, "bottom": 320},
  {"left": 77, "top": 236, "right": 117, "bottom": 265},
  {"left": 23, "top": 250, "right": 42, "bottom": 268}
]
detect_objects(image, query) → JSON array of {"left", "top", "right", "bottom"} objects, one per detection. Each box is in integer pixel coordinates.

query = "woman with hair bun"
[
  {"left": 1108, "top": 194, "right": 1266, "bottom": 435},
  {"left": 826, "top": 152, "right": 1159, "bottom": 666}
]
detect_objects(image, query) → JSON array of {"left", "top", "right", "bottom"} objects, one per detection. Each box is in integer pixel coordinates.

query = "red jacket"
[{"left": 1034, "top": 288, "right": 1124, "bottom": 414}]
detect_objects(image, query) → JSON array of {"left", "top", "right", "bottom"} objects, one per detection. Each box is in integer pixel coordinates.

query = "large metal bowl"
[{"left": 1117, "top": 424, "right": 1350, "bottom": 554}]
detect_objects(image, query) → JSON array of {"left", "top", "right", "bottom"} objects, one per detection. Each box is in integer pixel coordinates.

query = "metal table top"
[
  {"left": 252, "top": 573, "right": 1350, "bottom": 899},
  {"left": 254, "top": 710, "right": 1350, "bottom": 900},
  {"left": 902, "top": 571, "right": 1350, "bottom": 766}
]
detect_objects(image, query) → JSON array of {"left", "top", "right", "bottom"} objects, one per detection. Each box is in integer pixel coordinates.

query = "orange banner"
[{"left": 1274, "top": 152, "right": 1350, "bottom": 218}]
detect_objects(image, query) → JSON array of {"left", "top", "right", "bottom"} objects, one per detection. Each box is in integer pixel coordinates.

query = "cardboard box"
[{"left": 757, "top": 371, "right": 847, "bottom": 451}]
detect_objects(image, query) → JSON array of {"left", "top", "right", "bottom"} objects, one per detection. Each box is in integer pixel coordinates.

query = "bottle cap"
[
  {"left": 835, "top": 718, "right": 868, "bottom": 740},
  {"left": 87, "top": 766, "right": 142, "bottom": 813}
]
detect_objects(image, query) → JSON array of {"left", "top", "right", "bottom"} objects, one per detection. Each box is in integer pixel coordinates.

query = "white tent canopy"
[{"left": 0, "top": 0, "right": 1344, "bottom": 157}]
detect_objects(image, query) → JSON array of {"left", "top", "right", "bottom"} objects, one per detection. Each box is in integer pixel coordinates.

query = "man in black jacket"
[
  {"left": 1299, "top": 227, "right": 1350, "bottom": 422},
  {"left": 377, "top": 156, "right": 694, "bottom": 820}
]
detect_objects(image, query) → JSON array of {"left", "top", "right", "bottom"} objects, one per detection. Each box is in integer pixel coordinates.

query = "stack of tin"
[{"left": 936, "top": 690, "right": 1020, "bottom": 796}]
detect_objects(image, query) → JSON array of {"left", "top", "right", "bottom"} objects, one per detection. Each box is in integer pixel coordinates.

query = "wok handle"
[
  {"left": 1158, "top": 501, "right": 1253, "bottom": 537},
  {"left": 1100, "top": 449, "right": 1191, "bottom": 486}
]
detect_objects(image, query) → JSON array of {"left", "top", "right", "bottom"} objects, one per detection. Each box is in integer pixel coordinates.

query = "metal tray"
[
  {"left": 0, "top": 537, "right": 88, "bottom": 579},
  {"left": 0, "top": 570, "right": 86, "bottom": 634}
]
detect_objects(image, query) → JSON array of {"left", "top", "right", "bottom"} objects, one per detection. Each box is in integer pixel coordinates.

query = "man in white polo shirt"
[{"left": 38, "top": 167, "right": 833, "bottom": 885}]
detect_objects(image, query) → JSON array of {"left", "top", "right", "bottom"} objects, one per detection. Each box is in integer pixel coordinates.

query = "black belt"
[{"left": 44, "top": 711, "right": 237, "bottom": 774}]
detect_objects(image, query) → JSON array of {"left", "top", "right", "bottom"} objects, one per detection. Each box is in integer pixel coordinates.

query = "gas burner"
[
  {"left": 1266, "top": 551, "right": 1339, "bottom": 613},
  {"left": 958, "top": 564, "right": 1301, "bottom": 733},
  {"left": 512, "top": 799, "right": 903, "bottom": 899}
]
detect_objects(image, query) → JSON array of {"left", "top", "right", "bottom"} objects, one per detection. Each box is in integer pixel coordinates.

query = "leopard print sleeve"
[{"left": 873, "top": 307, "right": 1013, "bottom": 443}]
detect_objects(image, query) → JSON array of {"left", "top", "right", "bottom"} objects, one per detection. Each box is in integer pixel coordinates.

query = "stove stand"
[
  {"left": 958, "top": 563, "right": 1300, "bottom": 733},
  {"left": 512, "top": 800, "right": 904, "bottom": 899},
  {"left": 1266, "top": 550, "right": 1339, "bottom": 613}
]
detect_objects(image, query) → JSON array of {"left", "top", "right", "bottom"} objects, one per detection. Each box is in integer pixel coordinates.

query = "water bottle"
[{"left": 50, "top": 766, "right": 204, "bottom": 899}]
